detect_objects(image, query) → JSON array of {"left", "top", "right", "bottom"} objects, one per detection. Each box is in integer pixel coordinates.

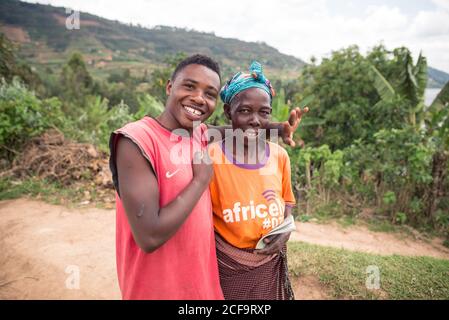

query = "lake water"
[{"left": 425, "top": 88, "right": 441, "bottom": 105}]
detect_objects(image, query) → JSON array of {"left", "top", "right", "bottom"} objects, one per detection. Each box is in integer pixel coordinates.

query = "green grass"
[
  {"left": 295, "top": 203, "right": 430, "bottom": 236},
  {"left": 337, "top": 215, "right": 357, "bottom": 228},
  {"left": 287, "top": 241, "right": 449, "bottom": 300},
  {"left": 366, "top": 219, "right": 398, "bottom": 233},
  {"left": 364, "top": 217, "right": 436, "bottom": 240},
  {"left": 296, "top": 202, "right": 359, "bottom": 227},
  {"left": 296, "top": 213, "right": 357, "bottom": 229},
  {"left": 0, "top": 177, "right": 89, "bottom": 207}
]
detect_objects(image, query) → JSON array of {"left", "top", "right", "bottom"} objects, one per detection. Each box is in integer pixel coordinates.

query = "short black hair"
[{"left": 171, "top": 54, "right": 221, "bottom": 81}]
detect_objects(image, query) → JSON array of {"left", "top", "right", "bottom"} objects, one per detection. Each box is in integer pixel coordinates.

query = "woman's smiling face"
[{"left": 225, "top": 87, "right": 272, "bottom": 144}]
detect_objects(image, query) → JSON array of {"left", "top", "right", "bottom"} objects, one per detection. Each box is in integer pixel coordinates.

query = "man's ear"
[
  {"left": 223, "top": 104, "right": 232, "bottom": 120},
  {"left": 165, "top": 79, "right": 172, "bottom": 97}
]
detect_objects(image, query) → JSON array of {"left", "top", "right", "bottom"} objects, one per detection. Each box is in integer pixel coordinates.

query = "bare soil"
[
  {"left": 290, "top": 221, "right": 449, "bottom": 260},
  {"left": 1, "top": 198, "right": 448, "bottom": 300}
]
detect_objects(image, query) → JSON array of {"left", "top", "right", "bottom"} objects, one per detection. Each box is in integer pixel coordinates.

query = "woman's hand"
[{"left": 255, "top": 232, "right": 291, "bottom": 255}]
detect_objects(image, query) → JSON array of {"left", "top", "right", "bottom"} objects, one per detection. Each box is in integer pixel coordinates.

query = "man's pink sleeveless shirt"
[{"left": 110, "top": 117, "right": 223, "bottom": 300}]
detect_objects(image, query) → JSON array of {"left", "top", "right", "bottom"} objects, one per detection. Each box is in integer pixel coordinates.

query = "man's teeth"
[
  {"left": 184, "top": 106, "right": 202, "bottom": 116},
  {"left": 245, "top": 131, "right": 257, "bottom": 137}
]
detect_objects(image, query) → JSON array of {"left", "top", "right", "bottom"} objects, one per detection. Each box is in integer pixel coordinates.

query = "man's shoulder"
[
  {"left": 115, "top": 117, "right": 165, "bottom": 142},
  {"left": 117, "top": 116, "right": 154, "bottom": 133},
  {"left": 111, "top": 117, "right": 166, "bottom": 162}
]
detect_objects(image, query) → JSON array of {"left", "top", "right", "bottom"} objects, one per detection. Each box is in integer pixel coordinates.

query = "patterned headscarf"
[{"left": 220, "top": 61, "right": 276, "bottom": 105}]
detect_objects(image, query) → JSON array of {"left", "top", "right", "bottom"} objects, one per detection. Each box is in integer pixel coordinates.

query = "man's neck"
[{"left": 156, "top": 111, "right": 193, "bottom": 135}]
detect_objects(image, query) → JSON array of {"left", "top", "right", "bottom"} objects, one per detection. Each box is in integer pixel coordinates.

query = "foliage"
[
  {"left": 370, "top": 48, "right": 428, "bottom": 127},
  {"left": 58, "top": 52, "right": 96, "bottom": 115},
  {"left": 0, "top": 71, "right": 164, "bottom": 157},
  {"left": 296, "top": 45, "right": 434, "bottom": 150},
  {"left": 296, "top": 46, "right": 379, "bottom": 149},
  {"left": 0, "top": 78, "right": 67, "bottom": 159},
  {"left": 0, "top": 34, "right": 43, "bottom": 94},
  {"left": 64, "top": 93, "right": 163, "bottom": 151},
  {"left": 147, "top": 52, "right": 188, "bottom": 103},
  {"left": 289, "top": 124, "right": 445, "bottom": 230}
]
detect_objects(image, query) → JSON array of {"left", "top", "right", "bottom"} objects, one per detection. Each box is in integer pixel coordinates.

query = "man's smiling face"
[{"left": 165, "top": 64, "right": 220, "bottom": 130}]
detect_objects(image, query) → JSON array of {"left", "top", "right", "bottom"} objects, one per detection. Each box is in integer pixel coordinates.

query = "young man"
[{"left": 109, "top": 54, "right": 307, "bottom": 300}]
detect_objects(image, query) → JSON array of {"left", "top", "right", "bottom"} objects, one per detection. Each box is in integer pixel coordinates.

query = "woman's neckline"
[{"left": 220, "top": 139, "right": 270, "bottom": 170}]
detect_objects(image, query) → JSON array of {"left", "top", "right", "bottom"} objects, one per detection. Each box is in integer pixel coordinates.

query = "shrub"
[{"left": 0, "top": 78, "right": 66, "bottom": 159}]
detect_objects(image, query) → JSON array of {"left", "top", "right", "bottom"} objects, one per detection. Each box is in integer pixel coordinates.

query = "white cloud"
[
  {"left": 410, "top": 10, "right": 449, "bottom": 37},
  {"left": 432, "top": 0, "right": 449, "bottom": 12}
]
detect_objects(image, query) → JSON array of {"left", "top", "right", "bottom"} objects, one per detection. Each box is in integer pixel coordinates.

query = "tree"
[
  {"left": 296, "top": 46, "right": 381, "bottom": 150},
  {"left": 425, "top": 81, "right": 449, "bottom": 223},
  {"left": 297, "top": 45, "right": 432, "bottom": 150},
  {"left": 59, "top": 52, "right": 95, "bottom": 113},
  {"left": 0, "top": 34, "right": 43, "bottom": 94},
  {"left": 370, "top": 48, "right": 428, "bottom": 128},
  {"left": 148, "top": 52, "right": 188, "bottom": 103},
  {"left": 0, "top": 34, "right": 17, "bottom": 82}
]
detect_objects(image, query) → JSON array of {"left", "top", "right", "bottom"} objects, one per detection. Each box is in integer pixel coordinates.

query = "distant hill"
[
  {"left": 1, "top": 0, "right": 448, "bottom": 87},
  {"left": 428, "top": 67, "right": 449, "bottom": 88},
  {"left": 0, "top": 0, "right": 305, "bottom": 79}
]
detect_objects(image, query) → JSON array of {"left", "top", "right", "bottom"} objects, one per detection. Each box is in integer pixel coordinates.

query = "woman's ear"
[
  {"left": 165, "top": 79, "right": 172, "bottom": 96},
  {"left": 223, "top": 104, "right": 232, "bottom": 120}
]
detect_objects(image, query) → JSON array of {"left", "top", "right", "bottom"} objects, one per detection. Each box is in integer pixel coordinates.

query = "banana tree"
[
  {"left": 425, "top": 81, "right": 449, "bottom": 221},
  {"left": 427, "top": 81, "right": 449, "bottom": 143},
  {"left": 271, "top": 90, "right": 317, "bottom": 147},
  {"left": 271, "top": 89, "right": 315, "bottom": 122},
  {"left": 270, "top": 88, "right": 290, "bottom": 122},
  {"left": 371, "top": 51, "right": 449, "bottom": 222},
  {"left": 370, "top": 49, "right": 428, "bottom": 128}
]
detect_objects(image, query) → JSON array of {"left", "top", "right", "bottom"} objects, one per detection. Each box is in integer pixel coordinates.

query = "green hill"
[
  {"left": 1, "top": 0, "right": 448, "bottom": 87},
  {"left": 0, "top": 0, "right": 305, "bottom": 79},
  {"left": 428, "top": 66, "right": 449, "bottom": 88}
]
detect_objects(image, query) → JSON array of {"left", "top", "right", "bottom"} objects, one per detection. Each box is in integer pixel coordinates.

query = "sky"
[{"left": 24, "top": 0, "right": 449, "bottom": 73}]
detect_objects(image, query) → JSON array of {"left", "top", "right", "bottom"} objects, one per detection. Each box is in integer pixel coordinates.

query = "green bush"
[
  {"left": 69, "top": 93, "right": 164, "bottom": 152},
  {"left": 289, "top": 125, "right": 440, "bottom": 228},
  {"left": 0, "top": 78, "right": 67, "bottom": 159}
]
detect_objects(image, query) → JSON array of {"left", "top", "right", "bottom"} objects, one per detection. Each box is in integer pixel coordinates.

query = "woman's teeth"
[{"left": 183, "top": 106, "right": 202, "bottom": 116}]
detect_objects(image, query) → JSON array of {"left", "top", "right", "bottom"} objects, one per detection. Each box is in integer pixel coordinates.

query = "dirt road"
[
  {"left": 1, "top": 198, "right": 448, "bottom": 300},
  {"left": 0, "top": 198, "right": 120, "bottom": 299}
]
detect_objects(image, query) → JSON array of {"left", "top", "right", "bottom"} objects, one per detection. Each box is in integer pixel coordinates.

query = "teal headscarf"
[{"left": 220, "top": 61, "right": 275, "bottom": 105}]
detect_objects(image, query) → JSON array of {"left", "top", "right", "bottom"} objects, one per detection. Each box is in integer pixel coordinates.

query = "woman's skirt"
[{"left": 215, "top": 233, "right": 294, "bottom": 300}]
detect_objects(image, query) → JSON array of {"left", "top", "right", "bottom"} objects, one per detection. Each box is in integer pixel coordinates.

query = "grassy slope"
[{"left": 288, "top": 241, "right": 449, "bottom": 300}]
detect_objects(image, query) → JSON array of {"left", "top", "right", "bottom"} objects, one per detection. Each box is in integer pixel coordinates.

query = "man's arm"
[
  {"left": 206, "top": 107, "right": 309, "bottom": 146},
  {"left": 116, "top": 136, "right": 212, "bottom": 253}
]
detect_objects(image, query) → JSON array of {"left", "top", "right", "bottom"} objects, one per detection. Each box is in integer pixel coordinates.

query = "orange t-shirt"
[{"left": 209, "top": 140, "right": 296, "bottom": 249}]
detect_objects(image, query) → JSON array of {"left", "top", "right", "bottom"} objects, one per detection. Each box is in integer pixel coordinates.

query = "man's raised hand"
[{"left": 282, "top": 107, "right": 309, "bottom": 147}]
